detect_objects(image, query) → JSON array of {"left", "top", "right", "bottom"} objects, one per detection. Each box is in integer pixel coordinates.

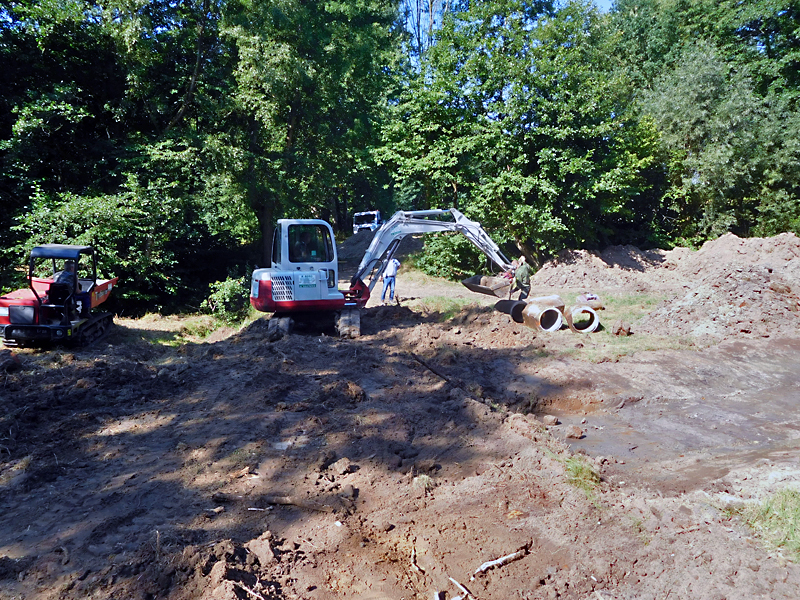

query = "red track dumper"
[{"left": 0, "top": 244, "right": 118, "bottom": 347}]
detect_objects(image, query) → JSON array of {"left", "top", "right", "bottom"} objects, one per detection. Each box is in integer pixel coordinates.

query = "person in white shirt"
[{"left": 381, "top": 257, "right": 401, "bottom": 305}]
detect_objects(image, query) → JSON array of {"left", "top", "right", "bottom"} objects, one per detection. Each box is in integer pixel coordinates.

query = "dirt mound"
[
  {"left": 531, "top": 245, "right": 676, "bottom": 292},
  {"left": 531, "top": 232, "right": 800, "bottom": 339},
  {"left": 658, "top": 232, "right": 800, "bottom": 290},
  {"left": 337, "top": 230, "right": 376, "bottom": 261},
  {"left": 636, "top": 233, "right": 800, "bottom": 338},
  {"left": 636, "top": 264, "right": 800, "bottom": 338}
]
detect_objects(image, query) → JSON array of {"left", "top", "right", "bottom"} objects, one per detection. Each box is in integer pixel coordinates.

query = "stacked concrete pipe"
[{"left": 494, "top": 295, "right": 601, "bottom": 333}]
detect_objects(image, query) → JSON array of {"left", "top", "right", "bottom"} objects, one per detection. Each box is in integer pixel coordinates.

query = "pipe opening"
[
  {"left": 493, "top": 300, "right": 528, "bottom": 323},
  {"left": 539, "top": 308, "right": 563, "bottom": 332},
  {"left": 569, "top": 306, "right": 599, "bottom": 333},
  {"left": 509, "top": 301, "right": 527, "bottom": 324}
]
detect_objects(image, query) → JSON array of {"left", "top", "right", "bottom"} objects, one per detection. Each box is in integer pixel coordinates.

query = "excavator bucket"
[{"left": 461, "top": 274, "right": 512, "bottom": 298}]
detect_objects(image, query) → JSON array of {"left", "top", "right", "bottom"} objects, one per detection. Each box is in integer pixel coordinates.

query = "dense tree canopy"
[{"left": 1, "top": 0, "right": 798, "bottom": 309}]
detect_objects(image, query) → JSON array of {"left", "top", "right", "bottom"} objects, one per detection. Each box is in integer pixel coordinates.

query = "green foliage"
[
  {"left": 414, "top": 233, "right": 489, "bottom": 280},
  {"left": 640, "top": 41, "right": 800, "bottom": 240},
  {"left": 614, "top": 0, "right": 800, "bottom": 243},
  {"left": 13, "top": 186, "right": 180, "bottom": 302},
  {"left": 219, "top": 0, "right": 400, "bottom": 258},
  {"left": 754, "top": 190, "right": 800, "bottom": 237},
  {"left": 382, "top": 0, "right": 665, "bottom": 266},
  {"left": 201, "top": 273, "right": 251, "bottom": 325}
]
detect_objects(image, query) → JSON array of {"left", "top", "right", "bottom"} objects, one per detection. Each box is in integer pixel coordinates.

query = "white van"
[{"left": 352, "top": 210, "right": 383, "bottom": 234}]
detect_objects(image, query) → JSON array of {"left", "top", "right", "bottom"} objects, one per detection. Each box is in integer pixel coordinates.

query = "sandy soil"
[{"left": 1, "top": 231, "right": 799, "bottom": 600}]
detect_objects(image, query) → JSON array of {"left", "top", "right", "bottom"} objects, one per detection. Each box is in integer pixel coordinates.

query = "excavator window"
[
  {"left": 272, "top": 224, "right": 282, "bottom": 266},
  {"left": 289, "top": 224, "right": 333, "bottom": 263}
]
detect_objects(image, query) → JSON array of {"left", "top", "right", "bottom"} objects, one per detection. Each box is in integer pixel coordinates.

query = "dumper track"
[{"left": 74, "top": 312, "right": 114, "bottom": 346}]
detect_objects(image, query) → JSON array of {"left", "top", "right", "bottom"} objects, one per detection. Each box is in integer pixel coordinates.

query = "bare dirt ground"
[{"left": 1, "top": 231, "right": 800, "bottom": 600}]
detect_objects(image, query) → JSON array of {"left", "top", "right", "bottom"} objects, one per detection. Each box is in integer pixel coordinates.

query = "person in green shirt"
[{"left": 514, "top": 255, "right": 532, "bottom": 300}]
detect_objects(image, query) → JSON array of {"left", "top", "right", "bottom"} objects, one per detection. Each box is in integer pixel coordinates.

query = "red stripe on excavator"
[
  {"left": 250, "top": 279, "right": 366, "bottom": 313},
  {"left": 271, "top": 299, "right": 349, "bottom": 312}
]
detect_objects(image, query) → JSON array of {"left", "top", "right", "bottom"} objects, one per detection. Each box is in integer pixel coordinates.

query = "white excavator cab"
[
  {"left": 274, "top": 221, "right": 336, "bottom": 267},
  {"left": 251, "top": 219, "right": 345, "bottom": 314}
]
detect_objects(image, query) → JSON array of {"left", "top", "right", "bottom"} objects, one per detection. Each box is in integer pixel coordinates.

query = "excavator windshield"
[{"left": 288, "top": 224, "right": 334, "bottom": 263}]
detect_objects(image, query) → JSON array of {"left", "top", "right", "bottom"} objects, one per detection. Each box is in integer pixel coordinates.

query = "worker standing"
[
  {"left": 381, "top": 257, "right": 401, "bottom": 305},
  {"left": 514, "top": 255, "right": 532, "bottom": 300}
]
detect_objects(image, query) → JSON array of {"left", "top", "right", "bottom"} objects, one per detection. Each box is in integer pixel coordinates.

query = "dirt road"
[{"left": 1, "top": 232, "right": 799, "bottom": 600}]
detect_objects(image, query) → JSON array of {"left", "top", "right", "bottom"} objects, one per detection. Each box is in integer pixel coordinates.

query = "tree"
[
  {"left": 640, "top": 43, "right": 765, "bottom": 240},
  {"left": 400, "top": 0, "right": 454, "bottom": 58},
  {"left": 381, "top": 0, "right": 663, "bottom": 276},
  {"left": 612, "top": 0, "right": 800, "bottom": 242},
  {"left": 218, "top": 0, "right": 400, "bottom": 263}
]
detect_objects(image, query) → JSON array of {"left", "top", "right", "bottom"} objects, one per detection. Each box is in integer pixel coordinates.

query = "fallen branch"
[
  {"left": 448, "top": 576, "right": 472, "bottom": 599},
  {"left": 261, "top": 495, "right": 335, "bottom": 513},
  {"left": 211, "top": 492, "right": 334, "bottom": 513},
  {"left": 233, "top": 581, "right": 266, "bottom": 600},
  {"left": 409, "top": 353, "right": 451, "bottom": 383},
  {"left": 470, "top": 541, "right": 532, "bottom": 580}
]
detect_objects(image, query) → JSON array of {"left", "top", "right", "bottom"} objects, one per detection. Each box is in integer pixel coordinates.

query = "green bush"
[
  {"left": 414, "top": 233, "right": 487, "bottom": 281},
  {"left": 202, "top": 274, "right": 250, "bottom": 324}
]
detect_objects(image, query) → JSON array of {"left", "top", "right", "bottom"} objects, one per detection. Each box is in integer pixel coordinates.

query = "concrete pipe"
[
  {"left": 521, "top": 301, "right": 564, "bottom": 332},
  {"left": 528, "top": 295, "right": 566, "bottom": 312},
  {"left": 493, "top": 300, "right": 528, "bottom": 323},
  {"left": 565, "top": 305, "right": 600, "bottom": 333}
]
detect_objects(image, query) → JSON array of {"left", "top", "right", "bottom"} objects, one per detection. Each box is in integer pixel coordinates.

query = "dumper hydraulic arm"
[{"left": 350, "top": 208, "right": 513, "bottom": 291}]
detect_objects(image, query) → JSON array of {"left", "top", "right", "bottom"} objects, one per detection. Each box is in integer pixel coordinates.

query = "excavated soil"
[{"left": 1, "top": 231, "right": 800, "bottom": 600}]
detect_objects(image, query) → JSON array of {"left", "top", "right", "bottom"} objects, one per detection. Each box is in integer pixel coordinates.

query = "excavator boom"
[{"left": 351, "top": 208, "right": 513, "bottom": 293}]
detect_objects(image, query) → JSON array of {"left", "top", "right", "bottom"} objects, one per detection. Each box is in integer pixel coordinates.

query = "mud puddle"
[{"left": 541, "top": 337, "right": 800, "bottom": 493}]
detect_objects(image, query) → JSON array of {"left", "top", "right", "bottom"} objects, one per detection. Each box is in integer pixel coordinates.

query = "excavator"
[
  {"left": 250, "top": 208, "right": 514, "bottom": 338},
  {"left": 0, "top": 244, "right": 118, "bottom": 347}
]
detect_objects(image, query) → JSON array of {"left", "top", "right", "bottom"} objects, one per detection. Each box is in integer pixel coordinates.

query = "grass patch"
[
  {"left": 743, "top": 488, "right": 800, "bottom": 560},
  {"left": 407, "top": 296, "right": 480, "bottom": 322},
  {"left": 523, "top": 289, "right": 705, "bottom": 362},
  {"left": 223, "top": 445, "right": 260, "bottom": 469},
  {"left": 412, "top": 473, "right": 436, "bottom": 492},
  {"left": 544, "top": 449, "right": 602, "bottom": 500},
  {"left": 564, "top": 455, "right": 601, "bottom": 498},
  {"left": 565, "top": 333, "right": 700, "bottom": 363}
]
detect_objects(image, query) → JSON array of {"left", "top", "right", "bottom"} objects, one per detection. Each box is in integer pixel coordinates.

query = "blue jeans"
[{"left": 381, "top": 275, "right": 396, "bottom": 302}]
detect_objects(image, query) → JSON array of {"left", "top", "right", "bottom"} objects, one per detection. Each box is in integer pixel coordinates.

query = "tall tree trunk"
[{"left": 165, "top": 0, "right": 211, "bottom": 133}]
